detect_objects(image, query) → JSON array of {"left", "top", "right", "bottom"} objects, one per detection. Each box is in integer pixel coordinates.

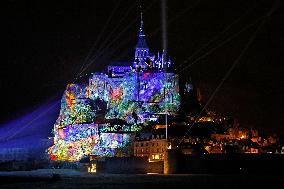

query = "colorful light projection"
[
  {"left": 89, "top": 71, "right": 180, "bottom": 123},
  {"left": 55, "top": 84, "right": 95, "bottom": 128},
  {"left": 48, "top": 123, "right": 134, "bottom": 161},
  {"left": 48, "top": 123, "right": 99, "bottom": 161},
  {"left": 92, "top": 133, "right": 132, "bottom": 157},
  {"left": 49, "top": 68, "right": 180, "bottom": 161}
]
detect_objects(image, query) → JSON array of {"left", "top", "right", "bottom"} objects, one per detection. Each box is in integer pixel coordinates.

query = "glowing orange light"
[{"left": 88, "top": 163, "right": 96, "bottom": 173}]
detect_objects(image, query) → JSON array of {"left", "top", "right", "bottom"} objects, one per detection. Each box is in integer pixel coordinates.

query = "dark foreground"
[{"left": 0, "top": 169, "right": 284, "bottom": 189}]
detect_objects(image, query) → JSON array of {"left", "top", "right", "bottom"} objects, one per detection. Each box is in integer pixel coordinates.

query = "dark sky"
[{"left": 2, "top": 0, "right": 284, "bottom": 134}]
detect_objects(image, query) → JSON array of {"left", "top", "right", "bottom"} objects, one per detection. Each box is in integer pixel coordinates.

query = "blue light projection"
[{"left": 0, "top": 99, "right": 60, "bottom": 150}]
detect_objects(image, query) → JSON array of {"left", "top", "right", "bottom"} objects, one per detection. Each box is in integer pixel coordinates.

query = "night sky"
[{"left": 2, "top": 0, "right": 284, "bottom": 134}]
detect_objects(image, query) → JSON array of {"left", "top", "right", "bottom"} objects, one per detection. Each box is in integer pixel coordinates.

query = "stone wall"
[
  {"left": 164, "top": 149, "right": 284, "bottom": 174},
  {"left": 95, "top": 157, "right": 163, "bottom": 174}
]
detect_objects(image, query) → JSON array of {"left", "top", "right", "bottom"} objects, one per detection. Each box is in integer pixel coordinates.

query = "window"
[{"left": 141, "top": 143, "right": 144, "bottom": 147}]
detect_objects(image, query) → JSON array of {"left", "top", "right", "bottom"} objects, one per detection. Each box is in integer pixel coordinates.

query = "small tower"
[{"left": 134, "top": 12, "right": 149, "bottom": 70}]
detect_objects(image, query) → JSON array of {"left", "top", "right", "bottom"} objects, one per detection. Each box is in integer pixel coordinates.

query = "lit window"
[{"left": 88, "top": 163, "right": 96, "bottom": 173}]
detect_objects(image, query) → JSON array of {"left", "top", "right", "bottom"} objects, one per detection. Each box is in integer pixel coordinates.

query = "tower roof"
[{"left": 136, "top": 12, "right": 148, "bottom": 49}]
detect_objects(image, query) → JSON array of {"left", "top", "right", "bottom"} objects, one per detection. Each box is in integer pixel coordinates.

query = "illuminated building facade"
[
  {"left": 134, "top": 136, "right": 171, "bottom": 162},
  {"left": 48, "top": 14, "right": 180, "bottom": 161}
]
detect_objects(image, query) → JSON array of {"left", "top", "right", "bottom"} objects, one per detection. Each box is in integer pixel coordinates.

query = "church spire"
[
  {"left": 139, "top": 12, "right": 145, "bottom": 37},
  {"left": 134, "top": 5, "right": 149, "bottom": 70},
  {"left": 136, "top": 8, "right": 148, "bottom": 48}
]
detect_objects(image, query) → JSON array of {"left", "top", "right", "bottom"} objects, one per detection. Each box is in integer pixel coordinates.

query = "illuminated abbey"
[{"left": 48, "top": 14, "right": 180, "bottom": 161}]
